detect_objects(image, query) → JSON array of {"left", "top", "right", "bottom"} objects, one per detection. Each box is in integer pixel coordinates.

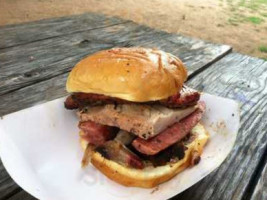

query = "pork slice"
[
  {"left": 78, "top": 103, "right": 199, "bottom": 139},
  {"left": 132, "top": 101, "right": 206, "bottom": 155}
]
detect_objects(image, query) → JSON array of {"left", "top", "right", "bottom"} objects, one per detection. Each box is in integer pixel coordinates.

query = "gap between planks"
[{"left": 242, "top": 146, "right": 267, "bottom": 200}]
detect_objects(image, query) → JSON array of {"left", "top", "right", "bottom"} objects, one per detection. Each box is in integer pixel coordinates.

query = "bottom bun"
[{"left": 80, "top": 123, "right": 209, "bottom": 188}]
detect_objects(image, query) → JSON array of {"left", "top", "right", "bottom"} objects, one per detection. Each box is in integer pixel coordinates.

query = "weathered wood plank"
[
  {"left": 251, "top": 162, "right": 267, "bottom": 200},
  {"left": 0, "top": 13, "right": 128, "bottom": 49},
  {"left": 171, "top": 53, "right": 267, "bottom": 200},
  {"left": 0, "top": 16, "right": 231, "bottom": 96},
  {"left": 6, "top": 190, "right": 35, "bottom": 200},
  {"left": 0, "top": 160, "right": 21, "bottom": 200},
  {"left": 0, "top": 73, "right": 68, "bottom": 117},
  {"left": 0, "top": 22, "right": 155, "bottom": 95}
]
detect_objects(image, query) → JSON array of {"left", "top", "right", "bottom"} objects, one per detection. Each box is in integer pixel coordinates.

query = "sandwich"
[{"left": 64, "top": 47, "right": 209, "bottom": 188}]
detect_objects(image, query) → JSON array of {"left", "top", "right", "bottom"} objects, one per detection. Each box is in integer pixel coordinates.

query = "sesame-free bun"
[
  {"left": 66, "top": 47, "right": 187, "bottom": 102},
  {"left": 80, "top": 123, "right": 209, "bottom": 188}
]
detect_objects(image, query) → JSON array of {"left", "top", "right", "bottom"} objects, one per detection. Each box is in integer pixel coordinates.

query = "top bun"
[{"left": 66, "top": 47, "right": 187, "bottom": 102}]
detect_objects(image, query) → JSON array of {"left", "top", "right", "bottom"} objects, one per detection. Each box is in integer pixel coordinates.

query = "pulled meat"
[
  {"left": 95, "top": 140, "right": 144, "bottom": 169},
  {"left": 64, "top": 85, "right": 200, "bottom": 109},
  {"left": 132, "top": 101, "right": 205, "bottom": 155},
  {"left": 79, "top": 122, "right": 143, "bottom": 169}
]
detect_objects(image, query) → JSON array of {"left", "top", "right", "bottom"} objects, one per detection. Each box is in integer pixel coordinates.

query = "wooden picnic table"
[{"left": 0, "top": 13, "right": 266, "bottom": 200}]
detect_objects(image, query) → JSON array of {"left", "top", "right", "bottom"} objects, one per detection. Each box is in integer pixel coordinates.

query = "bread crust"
[
  {"left": 67, "top": 47, "right": 187, "bottom": 102},
  {"left": 80, "top": 123, "right": 209, "bottom": 188}
]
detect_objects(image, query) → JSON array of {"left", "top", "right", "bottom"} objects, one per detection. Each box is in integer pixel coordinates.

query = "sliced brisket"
[{"left": 132, "top": 101, "right": 205, "bottom": 155}]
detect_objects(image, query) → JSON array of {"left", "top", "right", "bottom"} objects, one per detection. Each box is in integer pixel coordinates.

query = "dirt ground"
[{"left": 0, "top": 0, "right": 266, "bottom": 59}]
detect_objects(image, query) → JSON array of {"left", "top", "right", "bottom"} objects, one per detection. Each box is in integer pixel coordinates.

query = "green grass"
[
  {"left": 259, "top": 45, "right": 267, "bottom": 53},
  {"left": 225, "top": 0, "right": 267, "bottom": 31},
  {"left": 246, "top": 4, "right": 260, "bottom": 11},
  {"left": 239, "top": 0, "right": 267, "bottom": 10},
  {"left": 256, "top": 0, "right": 267, "bottom": 4},
  {"left": 228, "top": 14, "right": 265, "bottom": 25},
  {"left": 238, "top": 0, "right": 246, "bottom": 7},
  {"left": 246, "top": 16, "right": 264, "bottom": 24},
  {"left": 225, "top": 0, "right": 267, "bottom": 12}
]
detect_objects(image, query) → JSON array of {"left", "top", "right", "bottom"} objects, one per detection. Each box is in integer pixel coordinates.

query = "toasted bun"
[
  {"left": 80, "top": 123, "right": 209, "bottom": 188},
  {"left": 67, "top": 47, "right": 187, "bottom": 102}
]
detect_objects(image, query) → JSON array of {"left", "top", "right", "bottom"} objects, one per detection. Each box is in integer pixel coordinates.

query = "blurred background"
[{"left": 1, "top": 0, "right": 266, "bottom": 59}]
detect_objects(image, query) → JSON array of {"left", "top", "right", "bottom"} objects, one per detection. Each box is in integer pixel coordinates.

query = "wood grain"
[
  {"left": 0, "top": 73, "right": 68, "bottom": 117},
  {"left": 6, "top": 190, "right": 36, "bottom": 200},
  {"left": 251, "top": 163, "right": 267, "bottom": 200},
  {"left": 0, "top": 16, "right": 231, "bottom": 96},
  {"left": 0, "top": 160, "right": 21, "bottom": 200},
  {"left": 171, "top": 53, "right": 267, "bottom": 200},
  {"left": 0, "top": 13, "right": 127, "bottom": 49}
]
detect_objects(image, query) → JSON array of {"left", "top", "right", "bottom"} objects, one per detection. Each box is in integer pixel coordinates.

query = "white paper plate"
[{"left": 0, "top": 93, "right": 239, "bottom": 200}]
